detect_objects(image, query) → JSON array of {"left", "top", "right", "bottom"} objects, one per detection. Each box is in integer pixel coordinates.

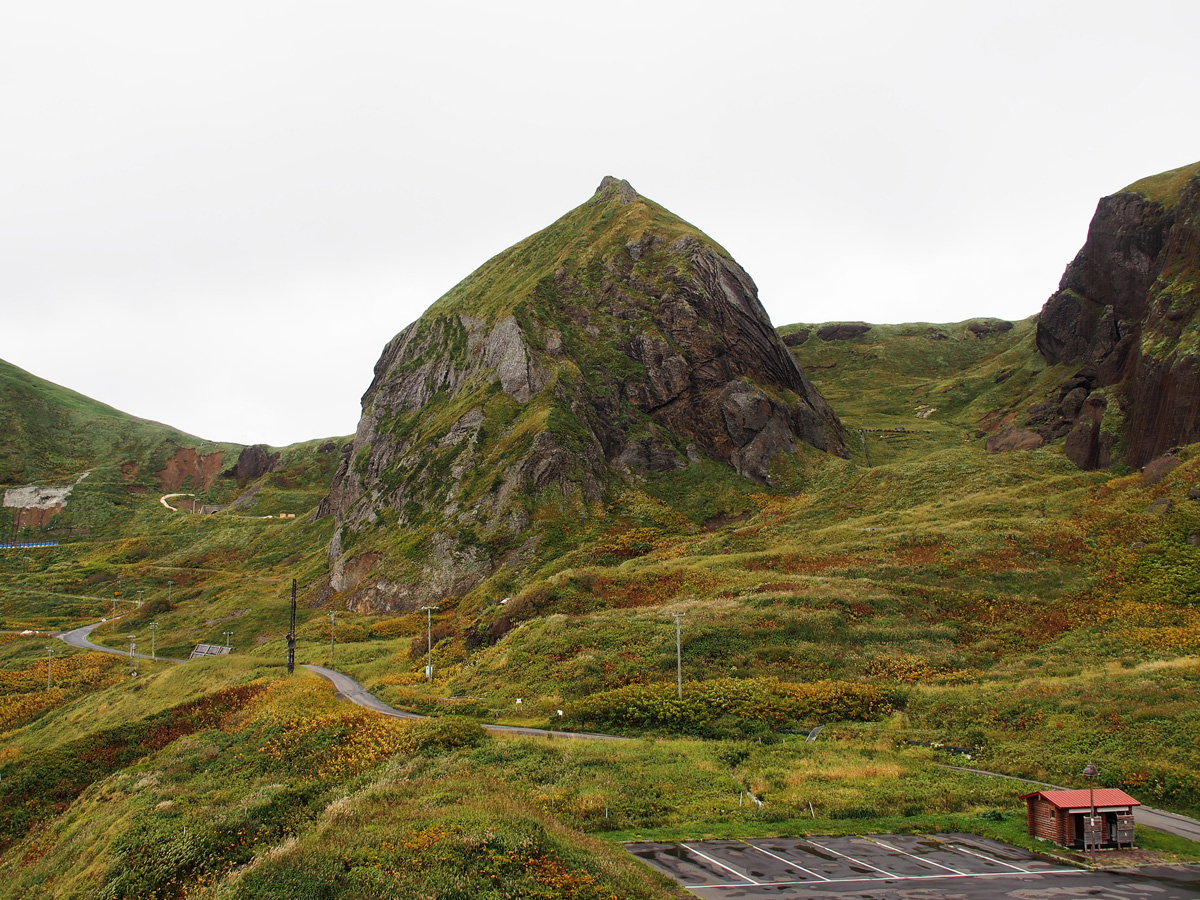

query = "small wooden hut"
[{"left": 1020, "top": 788, "right": 1139, "bottom": 849}]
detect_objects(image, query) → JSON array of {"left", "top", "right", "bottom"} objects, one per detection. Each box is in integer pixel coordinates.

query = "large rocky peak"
[
  {"left": 318, "top": 178, "right": 845, "bottom": 610},
  {"left": 1030, "top": 161, "right": 1200, "bottom": 469}
]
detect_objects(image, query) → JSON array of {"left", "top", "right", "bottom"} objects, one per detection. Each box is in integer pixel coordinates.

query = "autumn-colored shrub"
[{"left": 566, "top": 677, "right": 903, "bottom": 736}]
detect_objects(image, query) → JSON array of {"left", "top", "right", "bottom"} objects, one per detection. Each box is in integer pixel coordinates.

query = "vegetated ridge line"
[
  {"left": 937, "top": 763, "right": 1200, "bottom": 842},
  {"left": 302, "top": 664, "right": 629, "bottom": 742}
]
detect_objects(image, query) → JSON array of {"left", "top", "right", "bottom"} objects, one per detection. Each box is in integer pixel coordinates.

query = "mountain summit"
[{"left": 318, "top": 177, "right": 845, "bottom": 609}]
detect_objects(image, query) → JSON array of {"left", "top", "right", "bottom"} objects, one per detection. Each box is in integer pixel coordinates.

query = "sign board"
[
  {"left": 1116, "top": 814, "right": 1135, "bottom": 844},
  {"left": 1083, "top": 815, "right": 1104, "bottom": 849}
]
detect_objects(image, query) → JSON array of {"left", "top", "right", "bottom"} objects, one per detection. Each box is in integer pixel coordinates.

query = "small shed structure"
[{"left": 1020, "top": 789, "right": 1139, "bottom": 849}]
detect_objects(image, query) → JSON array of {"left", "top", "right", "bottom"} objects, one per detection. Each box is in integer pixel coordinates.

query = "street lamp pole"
[
  {"left": 671, "top": 612, "right": 686, "bottom": 699},
  {"left": 149, "top": 621, "right": 157, "bottom": 660},
  {"left": 421, "top": 606, "right": 439, "bottom": 682},
  {"left": 1083, "top": 760, "right": 1098, "bottom": 866}
]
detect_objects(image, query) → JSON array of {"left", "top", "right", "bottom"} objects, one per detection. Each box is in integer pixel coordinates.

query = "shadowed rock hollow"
[{"left": 317, "top": 177, "right": 845, "bottom": 610}]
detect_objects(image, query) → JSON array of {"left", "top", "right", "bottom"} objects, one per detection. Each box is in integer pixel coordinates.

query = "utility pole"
[
  {"left": 44, "top": 646, "right": 53, "bottom": 690},
  {"left": 136, "top": 589, "right": 143, "bottom": 607},
  {"left": 1083, "top": 760, "right": 1098, "bottom": 866},
  {"left": 149, "top": 621, "right": 157, "bottom": 660},
  {"left": 329, "top": 610, "right": 335, "bottom": 661},
  {"left": 167, "top": 580, "right": 173, "bottom": 606},
  {"left": 671, "top": 612, "right": 686, "bottom": 699},
  {"left": 421, "top": 606, "right": 439, "bottom": 682},
  {"left": 287, "top": 579, "right": 297, "bottom": 674}
]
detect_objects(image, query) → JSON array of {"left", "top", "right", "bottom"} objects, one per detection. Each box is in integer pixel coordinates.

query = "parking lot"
[{"left": 625, "top": 833, "right": 1200, "bottom": 898}]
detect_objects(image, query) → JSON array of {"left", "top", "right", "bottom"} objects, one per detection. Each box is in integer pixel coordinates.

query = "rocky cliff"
[
  {"left": 318, "top": 177, "right": 845, "bottom": 610},
  {"left": 1031, "top": 160, "right": 1200, "bottom": 469}
]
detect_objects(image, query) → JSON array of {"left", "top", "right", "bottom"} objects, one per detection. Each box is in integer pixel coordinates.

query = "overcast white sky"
[{"left": 3, "top": 1, "right": 1199, "bottom": 446}]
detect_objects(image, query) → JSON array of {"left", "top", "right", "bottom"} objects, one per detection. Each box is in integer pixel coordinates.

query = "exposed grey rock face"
[{"left": 318, "top": 178, "right": 845, "bottom": 610}]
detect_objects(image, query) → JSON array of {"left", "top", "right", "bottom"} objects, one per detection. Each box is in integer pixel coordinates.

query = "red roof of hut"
[{"left": 1019, "top": 789, "right": 1140, "bottom": 809}]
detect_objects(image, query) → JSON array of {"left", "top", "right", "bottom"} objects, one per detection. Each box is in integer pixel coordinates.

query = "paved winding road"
[
  {"left": 302, "top": 664, "right": 628, "bottom": 741},
  {"left": 50, "top": 621, "right": 1200, "bottom": 832},
  {"left": 938, "top": 764, "right": 1200, "bottom": 843},
  {"left": 57, "top": 619, "right": 187, "bottom": 663},
  {"left": 53, "top": 622, "right": 622, "bottom": 741}
]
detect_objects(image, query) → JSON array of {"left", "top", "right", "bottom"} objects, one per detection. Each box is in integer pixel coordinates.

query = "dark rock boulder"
[
  {"left": 817, "top": 323, "right": 871, "bottom": 341},
  {"left": 1146, "top": 498, "right": 1173, "bottom": 516},
  {"left": 985, "top": 428, "right": 1044, "bottom": 453},
  {"left": 1141, "top": 455, "right": 1180, "bottom": 485},
  {"left": 968, "top": 320, "right": 1014, "bottom": 337},
  {"left": 224, "top": 445, "right": 281, "bottom": 482},
  {"left": 781, "top": 328, "right": 811, "bottom": 347}
]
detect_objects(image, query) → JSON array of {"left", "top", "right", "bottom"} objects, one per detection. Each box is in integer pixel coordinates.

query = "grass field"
[{"left": 3, "top": 317, "right": 1200, "bottom": 897}]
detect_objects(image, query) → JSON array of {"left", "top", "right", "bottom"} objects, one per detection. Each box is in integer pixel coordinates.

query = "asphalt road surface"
[
  {"left": 57, "top": 619, "right": 186, "bottom": 663},
  {"left": 628, "top": 833, "right": 1200, "bottom": 899},
  {"left": 302, "top": 664, "right": 628, "bottom": 741}
]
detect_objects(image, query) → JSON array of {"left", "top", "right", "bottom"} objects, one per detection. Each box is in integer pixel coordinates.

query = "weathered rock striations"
[
  {"left": 1031, "top": 160, "right": 1200, "bottom": 469},
  {"left": 318, "top": 177, "right": 845, "bottom": 610}
]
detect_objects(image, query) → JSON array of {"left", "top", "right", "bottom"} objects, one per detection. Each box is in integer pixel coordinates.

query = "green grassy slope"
[
  {"left": 0, "top": 358, "right": 214, "bottom": 485},
  {"left": 3, "top": 310, "right": 1200, "bottom": 896}
]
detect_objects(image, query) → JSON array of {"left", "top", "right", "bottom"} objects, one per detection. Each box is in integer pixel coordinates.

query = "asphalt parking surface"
[{"left": 625, "top": 833, "right": 1200, "bottom": 899}]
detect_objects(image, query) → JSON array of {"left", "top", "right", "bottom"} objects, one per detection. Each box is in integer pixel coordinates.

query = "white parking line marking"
[
  {"left": 681, "top": 844, "right": 761, "bottom": 885},
  {"left": 687, "top": 868, "right": 1082, "bottom": 889},
  {"left": 869, "top": 837, "right": 966, "bottom": 875},
  {"left": 945, "top": 841, "right": 1031, "bottom": 873},
  {"left": 745, "top": 842, "right": 830, "bottom": 881},
  {"left": 804, "top": 837, "right": 897, "bottom": 878}
]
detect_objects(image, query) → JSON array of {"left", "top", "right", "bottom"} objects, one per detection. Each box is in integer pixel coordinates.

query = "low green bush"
[{"left": 565, "top": 677, "right": 904, "bottom": 737}]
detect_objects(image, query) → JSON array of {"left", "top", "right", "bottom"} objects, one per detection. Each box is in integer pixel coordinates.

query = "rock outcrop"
[
  {"left": 318, "top": 177, "right": 845, "bottom": 610},
  {"left": 1032, "top": 160, "right": 1200, "bottom": 469},
  {"left": 817, "top": 323, "right": 871, "bottom": 341},
  {"left": 222, "top": 444, "right": 281, "bottom": 482}
]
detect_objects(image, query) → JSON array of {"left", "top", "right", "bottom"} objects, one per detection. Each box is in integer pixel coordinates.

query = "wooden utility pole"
[{"left": 287, "top": 579, "right": 297, "bottom": 674}]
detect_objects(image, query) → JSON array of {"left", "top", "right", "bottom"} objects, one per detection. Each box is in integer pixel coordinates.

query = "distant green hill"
[{"left": 0, "top": 358, "right": 211, "bottom": 486}]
